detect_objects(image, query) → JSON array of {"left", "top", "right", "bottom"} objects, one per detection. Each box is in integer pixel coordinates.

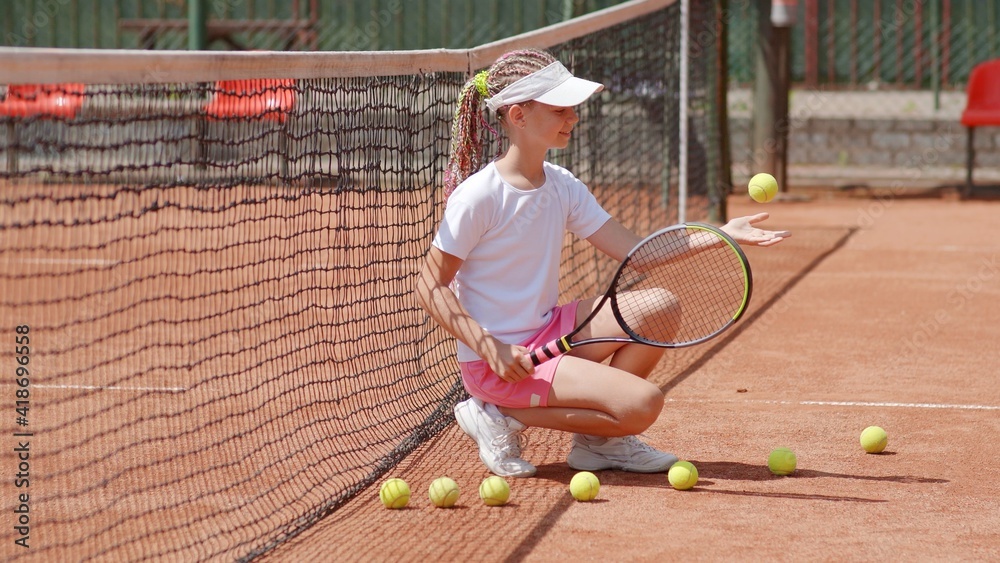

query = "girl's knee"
[
  {"left": 623, "top": 289, "right": 681, "bottom": 345},
  {"left": 652, "top": 287, "right": 680, "bottom": 310},
  {"left": 636, "top": 288, "right": 680, "bottom": 318},
  {"left": 621, "top": 383, "right": 663, "bottom": 434}
]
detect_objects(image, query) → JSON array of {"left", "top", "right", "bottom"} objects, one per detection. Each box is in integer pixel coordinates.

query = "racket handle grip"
[{"left": 528, "top": 337, "right": 572, "bottom": 366}]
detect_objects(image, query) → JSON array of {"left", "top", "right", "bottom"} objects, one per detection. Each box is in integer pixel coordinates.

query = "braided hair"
[{"left": 443, "top": 48, "right": 557, "bottom": 198}]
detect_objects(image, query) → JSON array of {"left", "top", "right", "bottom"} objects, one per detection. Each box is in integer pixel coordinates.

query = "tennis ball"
[
  {"left": 860, "top": 426, "right": 888, "bottom": 453},
  {"left": 379, "top": 478, "right": 410, "bottom": 509},
  {"left": 748, "top": 172, "right": 779, "bottom": 203},
  {"left": 479, "top": 476, "right": 510, "bottom": 506},
  {"left": 569, "top": 471, "right": 600, "bottom": 501},
  {"left": 428, "top": 476, "right": 460, "bottom": 508},
  {"left": 767, "top": 447, "right": 797, "bottom": 476},
  {"left": 667, "top": 460, "right": 699, "bottom": 490}
]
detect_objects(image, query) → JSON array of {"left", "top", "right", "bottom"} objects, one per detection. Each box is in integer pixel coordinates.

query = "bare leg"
[
  {"left": 499, "top": 296, "right": 672, "bottom": 436},
  {"left": 570, "top": 289, "right": 676, "bottom": 380},
  {"left": 501, "top": 355, "right": 663, "bottom": 436}
]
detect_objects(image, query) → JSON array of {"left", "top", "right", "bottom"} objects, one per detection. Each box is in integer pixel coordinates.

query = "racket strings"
[{"left": 615, "top": 228, "right": 749, "bottom": 346}]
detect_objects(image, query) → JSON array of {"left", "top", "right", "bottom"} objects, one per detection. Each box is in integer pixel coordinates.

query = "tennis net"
[{"left": 0, "top": 0, "right": 722, "bottom": 559}]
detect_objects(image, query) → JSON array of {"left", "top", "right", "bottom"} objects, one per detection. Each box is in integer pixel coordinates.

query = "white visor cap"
[{"left": 485, "top": 61, "right": 604, "bottom": 113}]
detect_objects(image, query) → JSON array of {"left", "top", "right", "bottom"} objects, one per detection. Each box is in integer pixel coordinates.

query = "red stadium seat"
[
  {"left": 961, "top": 59, "right": 1000, "bottom": 194},
  {"left": 2, "top": 84, "right": 86, "bottom": 175},
  {"left": 200, "top": 79, "right": 297, "bottom": 182},
  {"left": 203, "top": 79, "right": 296, "bottom": 122},
  {"left": 0, "top": 83, "right": 85, "bottom": 118}
]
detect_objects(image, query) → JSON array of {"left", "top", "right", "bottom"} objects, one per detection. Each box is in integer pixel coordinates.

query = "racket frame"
[{"left": 527, "top": 222, "right": 753, "bottom": 366}]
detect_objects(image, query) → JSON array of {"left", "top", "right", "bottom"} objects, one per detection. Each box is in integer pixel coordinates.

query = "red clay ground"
[{"left": 265, "top": 194, "right": 1000, "bottom": 562}]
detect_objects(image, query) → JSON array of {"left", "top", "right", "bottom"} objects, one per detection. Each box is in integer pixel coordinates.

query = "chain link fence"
[
  {"left": 5, "top": 0, "right": 1000, "bottom": 185},
  {"left": 724, "top": 0, "right": 1000, "bottom": 187},
  {"left": 2, "top": 0, "right": 626, "bottom": 51}
]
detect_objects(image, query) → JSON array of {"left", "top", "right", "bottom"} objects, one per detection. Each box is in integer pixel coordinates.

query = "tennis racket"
[{"left": 528, "top": 222, "right": 753, "bottom": 366}]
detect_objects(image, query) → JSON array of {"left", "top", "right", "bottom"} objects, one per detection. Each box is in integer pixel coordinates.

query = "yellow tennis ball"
[
  {"left": 479, "top": 476, "right": 510, "bottom": 506},
  {"left": 860, "top": 426, "right": 888, "bottom": 453},
  {"left": 569, "top": 471, "right": 600, "bottom": 501},
  {"left": 428, "top": 476, "right": 460, "bottom": 508},
  {"left": 667, "top": 461, "right": 699, "bottom": 490},
  {"left": 379, "top": 478, "right": 410, "bottom": 509},
  {"left": 767, "top": 447, "right": 797, "bottom": 475},
  {"left": 748, "top": 172, "right": 779, "bottom": 203}
]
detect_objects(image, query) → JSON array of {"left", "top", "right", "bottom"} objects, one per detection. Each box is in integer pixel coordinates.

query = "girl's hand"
[
  {"left": 484, "top": 340, "right": 535, "bottom": 383},
  {"left": 722, "top": 212, "right": 791, "bottom": 247}
]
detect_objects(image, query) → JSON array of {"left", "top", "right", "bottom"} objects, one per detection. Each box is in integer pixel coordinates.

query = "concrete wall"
[{"left": 726, "top": 89, "right": 1000, "bottom": 189}]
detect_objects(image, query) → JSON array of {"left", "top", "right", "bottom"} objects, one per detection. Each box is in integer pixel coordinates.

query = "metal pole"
[
  {"left": 754, "top": 0, "right": 796, "bottom": 195},
  {"left": 751, "top": 0, "right": 777, "bottom": 183},
  {"left": 188, "top": 0, "right": 208, "bottom": 50},
  {"left": 773, "top": 24, "right": 790, "bottom": 195},
  {"left": 931, "top": 0, "right": 941, "bottom": 110},
  {"left": 679, "top": 0, "right": 689, "bottom": 224},
  {"left": 713, "top": 0, "right": 732, "bottom": 224}
]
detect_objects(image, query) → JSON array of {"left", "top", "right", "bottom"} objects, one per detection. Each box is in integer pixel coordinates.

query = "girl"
[{"left": 415, "top": 49, "right": 790, "bottom": 478}]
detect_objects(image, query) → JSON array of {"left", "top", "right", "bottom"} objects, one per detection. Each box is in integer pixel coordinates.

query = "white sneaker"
[
  {"left": 454, "top": 397, "right": 536, "bottom": 478},
  {"left": 567, "top": 434, "right": 678, "bottom": 473}
]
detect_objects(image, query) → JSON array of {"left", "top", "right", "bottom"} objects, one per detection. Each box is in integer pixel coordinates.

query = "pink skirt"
[{"left": 459, "top": 301, "right": 578, "bottom": 409}]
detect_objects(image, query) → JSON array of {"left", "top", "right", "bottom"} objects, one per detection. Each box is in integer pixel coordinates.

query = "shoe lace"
[
  {"left": 491, "top": 430, "right": 529, "bottom": 459},
  {"left": 622, "top": 435, "right": 656, "bottom": 453}
]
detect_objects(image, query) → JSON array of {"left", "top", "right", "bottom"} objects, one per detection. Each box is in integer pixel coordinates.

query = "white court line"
[
  {"left": 799, "top": 400, "right": 1000, "bottom": 411},
  {"left": 11, "top": 258, "right": 120, "bottom": 266},
  {"left": 667, "top": 398, "right": 1000, "bottom": 411},
  {"left": 33, "top": 384, "right": 187, "bottom": 393}
]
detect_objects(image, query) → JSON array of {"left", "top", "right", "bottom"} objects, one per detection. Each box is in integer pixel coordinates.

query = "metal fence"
[
  {"left": 2, "top": 0, "right": 626, "bottom": 51},
  {"left": 728, "top": 0, "right": 1000, "bottom": 90},
  {"left": 4, "top": 0, "right": 1000, "bottom": 88}
]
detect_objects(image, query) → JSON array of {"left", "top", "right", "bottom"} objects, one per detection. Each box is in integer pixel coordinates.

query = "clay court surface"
[
  {"left": 2, "top": 189, "right": 999, "bottom": 561},
  {"left": 266, "top": 193, "right": 1000, "bottom": 562}
]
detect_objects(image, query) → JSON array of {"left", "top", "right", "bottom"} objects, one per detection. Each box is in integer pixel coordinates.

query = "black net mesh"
[{"left": 0, "top": 3, "right": 720, "bottom": 559}]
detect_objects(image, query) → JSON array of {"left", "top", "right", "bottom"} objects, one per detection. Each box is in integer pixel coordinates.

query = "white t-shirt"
[{"left": 432, "top": 161, "right": 611, "bottom": 362}]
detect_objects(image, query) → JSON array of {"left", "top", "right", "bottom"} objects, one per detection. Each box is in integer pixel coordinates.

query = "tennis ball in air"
[
  {"left": 569, "top": 471, "right": 600, "bottom": 501},
  {"left": 748, "top": 172, "right": 779, "bottom": 203},
  {"left": 379, "top": 478, "right": 410, "bottom": 509},
  {"left": 479, "top": 476, "right": 511, "bottom": 506},
  {"left": 767, "top": 447, "right": 797, "bottom": 476},
  {"left": 667, "top": 461, "right": 699, "bottom": 490},
  {"left": 428, "top": 476, "right": 460, "bottom": 508},
  {"left": 860, "top": 426, "right": 888, "bottom": 453}
]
